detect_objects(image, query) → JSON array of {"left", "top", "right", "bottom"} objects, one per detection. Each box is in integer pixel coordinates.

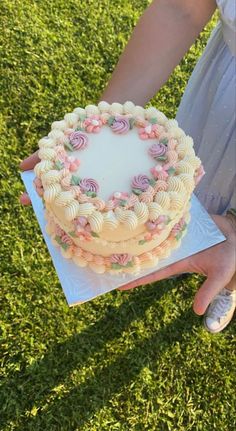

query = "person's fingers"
[
  {"left": 193, "top": 273, "right": 230, "bottom": 315},
  {"left": 20, "top": 151, "right": 40, "bottom": 171},
  {"left": 118, "top": 257, "right": 192, "bottom": 291},
  {"left": 20, "top": 192, "right": 31, "bottom": 205},
  {"left": 227, "top": 271, "right": 236, "bottom": 290}
]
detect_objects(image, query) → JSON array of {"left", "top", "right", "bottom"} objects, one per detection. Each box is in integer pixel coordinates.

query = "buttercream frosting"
[{"left": 34, "top": 102, "right": 204, "bottom": 274}]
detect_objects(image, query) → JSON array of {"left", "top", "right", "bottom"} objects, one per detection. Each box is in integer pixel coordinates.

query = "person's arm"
[{"left": 102, "top": 0, "right": 216, "bottom": 105}]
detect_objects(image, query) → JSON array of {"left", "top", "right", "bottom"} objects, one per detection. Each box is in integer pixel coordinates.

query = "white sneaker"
[{"left": 203, "top": 288, "right": 236, "bottom": 333}]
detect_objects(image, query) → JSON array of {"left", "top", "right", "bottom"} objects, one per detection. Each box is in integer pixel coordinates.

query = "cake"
[{"left": 34, "top": 101, "right": 204, "bottom": 274}]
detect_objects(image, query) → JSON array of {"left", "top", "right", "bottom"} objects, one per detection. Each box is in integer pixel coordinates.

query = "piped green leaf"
[
  {"left": 148, "top": 179, "right": 156, "bottom": 187},
  {"left": 69, "top": 231, "right": 76, "bottom": 238},
  {"left": 111, "top": 261, "right": 133, "bottom": 270},
  {"left": 60, "top": 242, "right": 69, "bottom": 251},
  {"left": 55, "top": 235, "right": 62, "bottom": 244},
  {"left": 111, "top": 263, "right": 122, "bottom": 270},
  {"left": 160, "top": 138, "right": 168, "bottom": 145},
  {"left": 64, "top": 141, "right": 74, "bottom": 151},
  {"left": 175, "top": 232, "right": 183, "bottom": 241},
  {"left": 91, "top": 231, "right": 99, "bottom": 238},
  {"left": 71, "top": 175, "right": 81, "bottom": 185},
  {"left": 156, "top": 155, "right": 167, "bottom": 161},
  {"left": 129, "top": 118, "right": 135, "bottom": 129},
  {"left": 85, "top": 191, "right": 97, "bottom": 197},
  {"left": 150, "top": 117, "right": 158, "bottom": 124},
  {"left": 54, "top": 161, "right": 64, "bottom": 170},
  {"left": 165, "top": 216, "right": 171, "bottom": 225},
  {"left": 132, "top": 188, "right": 142, "bottom": 196},
  {"left": 108, "top": 116, "right": 115, "bottom": 126},
  {"left": 75, "top": 126, "right": 85, "bottom": 132},
  {"left": 167, "top": 167, "right": 176, "bottom": 176}
]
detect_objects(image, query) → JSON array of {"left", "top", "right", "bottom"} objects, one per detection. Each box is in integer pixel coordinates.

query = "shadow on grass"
[{"left": 1, "top": 280, "right": 196, "bottom": 430}]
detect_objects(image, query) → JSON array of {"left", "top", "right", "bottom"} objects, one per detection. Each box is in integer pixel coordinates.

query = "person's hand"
[
  {"left": 19, "top": 151, "right": 40, "bottom": 205},
  {"left": 118, "top": 214, "right": 236, "bottom": 316}
]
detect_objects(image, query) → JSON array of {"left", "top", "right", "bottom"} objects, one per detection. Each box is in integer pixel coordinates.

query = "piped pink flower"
[
  {"left": 171, "top": 217, "right": 186, "bottom": 237},
  {"left": 33, "top": 177, "right": 44, "bottom": 197},
  {"left": 55, "top": 146, "right": 67, "bottom": 162},
  {"left": 112, "top": 191, "right": 129, "bottom": 200},
  {"left": 61, "top": 234, "right": 74, "bottom": 246},
  {"left": 138, "top": 122, "right": 163, "bottom": 140},
  {"left": 110, "top": 253, "right": 132, "bottom": 267},
  {"left": 144, "top": 232, "right": 152, "bottom": 241},
  {"left": 150, "top": 165, "right": 169, "bottom": 180},
  {"left": 64, "top": 156, "right": 80, "bottom": 172},
  {"left": 83, "top": 115, "right": 103, "bottom": 133},
  {"left": 55, "top": 224, "right": 65, "bottom": 237},
  {"left": 146, "top": 215, "right": 169, "bottom": 233},
  {"left": 73, "top": 216, "right": 87, "bottom": 229},
  {"left": 74, "top": 217, "right": 92, "bottom": 241},
  {"left": 76, "top": 231, "right": 92, "bottom": 241},
  {"left": 109, "top": 191, "right": 130, "bottom": 207}
]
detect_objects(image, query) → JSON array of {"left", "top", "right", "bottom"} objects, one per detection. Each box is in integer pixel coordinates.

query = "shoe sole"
[{"left": 203, "top": 311, "right": 235, "bottom": 334}]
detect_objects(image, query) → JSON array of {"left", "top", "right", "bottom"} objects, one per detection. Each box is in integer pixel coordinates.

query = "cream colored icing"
[{"left": 35, "top": 102, "right": 202, "bottom": 274}]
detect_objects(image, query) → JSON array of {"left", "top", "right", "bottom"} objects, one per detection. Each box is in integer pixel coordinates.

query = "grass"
[{"left": 0, "top": 1, "right": 235, "bottom": 430}]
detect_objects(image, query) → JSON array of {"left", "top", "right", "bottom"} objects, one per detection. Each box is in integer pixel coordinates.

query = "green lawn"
[{"left": 1, "top": 1, "right": 235, "bottom": 430}]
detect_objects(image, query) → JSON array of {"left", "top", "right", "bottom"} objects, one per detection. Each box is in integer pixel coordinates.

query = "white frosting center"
[{"left": 73, "top": 126, "right": 155, "bottom": 200}]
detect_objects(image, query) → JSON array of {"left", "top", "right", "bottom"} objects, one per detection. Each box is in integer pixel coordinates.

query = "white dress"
[{"left": 176, "top": 0, "right": 236, "bottom": 215}]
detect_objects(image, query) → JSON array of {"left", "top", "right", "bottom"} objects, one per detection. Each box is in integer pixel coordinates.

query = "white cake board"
[{"left": 21, "top": 171, "right": 226, "bottom": 306}]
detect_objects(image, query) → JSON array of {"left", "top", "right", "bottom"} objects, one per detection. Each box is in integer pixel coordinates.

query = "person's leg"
[{"left": 203, "top": 210, "right": 236, "bottom": 332}]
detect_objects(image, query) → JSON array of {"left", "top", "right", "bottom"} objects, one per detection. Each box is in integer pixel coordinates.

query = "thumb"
[
  {"left": 193, "top": 275, "right": 225, "bottom": 315},
  {"left": 20, "top": 151, "right": 40, "bottom": 171},
  {"left": 20, "top": 192, "right": 31, "bottom": 205}
]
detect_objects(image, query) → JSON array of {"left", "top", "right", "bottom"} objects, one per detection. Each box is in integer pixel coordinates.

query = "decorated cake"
[{"left": 34, "top": 101, "right": 204, "bottom": 274}]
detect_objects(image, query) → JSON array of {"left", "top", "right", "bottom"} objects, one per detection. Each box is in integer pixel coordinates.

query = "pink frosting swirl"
[
  {"left": 111, "top": 116, "right": 130, "bottom": 134},
  {"left": 110, "top": 253, "right": 132, "bottom": 266},
  {"left": 79, "top": 178, "right": 99, "bottom": 193},
  {"left": 55, "top": 224, "right": 65, "bottom": 237},
  {"left": 131, "top": 174, "right": 150, "bottom": 191},
  {"left": 33, "top": 177, "right": 44, "bottom": 197},
  {"left": 75, "top": 216, "right": 88, "bottom": 228},
  {"left": 61, "top": 234, "right": 73, "bottom": 246},
  {"left": 145, "top": 215, "right": 169, "bottom": 233},
  {"left": 148, "top": 143, "right": 167, "bottom": 159},
  {"left": 69, "top": 131, "right": 88, "bottom": 150},
  {"left": 171, "top": 217, "right": 186, "bottom": 236}
]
